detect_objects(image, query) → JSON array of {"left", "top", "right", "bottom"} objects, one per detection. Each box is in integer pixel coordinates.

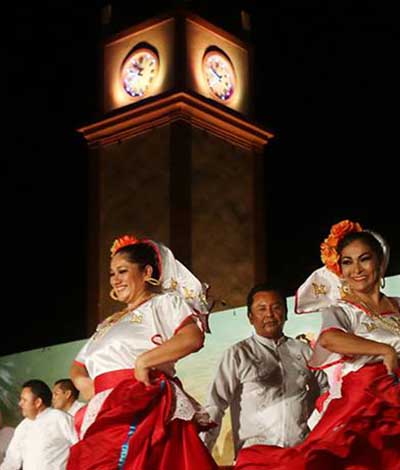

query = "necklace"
[
  {"left": 92, "top": 293, "right": 154, "bottom": 341},
  {"left": 92, "top": 307, "right": 130, "bottom": 341},
  {"left": 345, "top": 293, "right": 400, "bottom": 336}
]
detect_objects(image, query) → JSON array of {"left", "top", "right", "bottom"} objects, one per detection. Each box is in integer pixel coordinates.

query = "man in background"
[
  {"left": 52, "top": 379, "right": 84, "bottom": 417},
  {"left": 0, "top": 379, "right": 76, "bottom": 470},
  {"left": 202, "top": 283, "right": 327, "bottom": 460}
]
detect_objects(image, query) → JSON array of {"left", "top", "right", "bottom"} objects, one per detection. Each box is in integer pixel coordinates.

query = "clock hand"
[
  {"left": 135, "top": 64, "right": 144, "bottom": 76},
  {"left": 210, "top": 66, "right": 222, "bottom": 81}
]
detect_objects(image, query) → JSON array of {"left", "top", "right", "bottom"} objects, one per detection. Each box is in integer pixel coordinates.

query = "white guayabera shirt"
[
  {"left": 0, "top": 408, "right": 76, "bottom": 470},
  {"left": 203, "top": 334, "right": 328, "bottom": 457}
]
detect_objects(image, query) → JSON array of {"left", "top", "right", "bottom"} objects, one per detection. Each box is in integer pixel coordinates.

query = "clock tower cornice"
[{"left": 78, "top": 91, "right": 273, "bottom": 152}]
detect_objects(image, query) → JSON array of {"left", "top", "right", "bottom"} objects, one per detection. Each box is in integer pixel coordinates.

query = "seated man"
[
  {"left": 202, "top": 283, "right": 327, "bottom": 460},
  {"left": 0, "top": 379, "right": 76, "bottom": 470},
  {"left": 52, "top": 379, "right": 84, "bottom": 417}
]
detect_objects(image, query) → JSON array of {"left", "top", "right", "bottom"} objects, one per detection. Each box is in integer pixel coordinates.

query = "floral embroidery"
[
  {"left": 183, "top": 287, "right": 196, "bottom": 300},
  {"left": 129, "top": 313, "right": 143, "bottom": 324},
  {"left": 362, "top": 322, "right": 377, "bottom": 332},
  {"left": 312, "top": 282, "right": 327, "bottom": 296}
]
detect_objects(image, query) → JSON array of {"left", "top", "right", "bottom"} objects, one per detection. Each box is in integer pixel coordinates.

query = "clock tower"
[{"left": 79, "top": 9, "right": 273, "bottom": 332}]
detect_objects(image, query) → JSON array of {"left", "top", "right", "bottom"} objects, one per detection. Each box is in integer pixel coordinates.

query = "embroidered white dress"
[
  {"left": 309, "top": 297, "right": 400, "bottom": 374},
  {"left": 74, "top": 292, "right": 204, "bottom": 437},
  {"left": 75, "top": 293, "right": 195, "bottom": 378}
]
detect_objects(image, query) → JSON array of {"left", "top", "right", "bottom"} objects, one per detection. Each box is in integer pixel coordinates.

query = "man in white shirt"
[
  {"left": 203, "top": 283, "right": 328, "bottom": 459},
  {"left": 52, "top": 379, "right": 85, "bottom": 417},
  {"left": 0, "top": 379, "right": 76, "bottom": 470},
  {"left": 0, "top": 410, "right": 14, "bottom": 464}
]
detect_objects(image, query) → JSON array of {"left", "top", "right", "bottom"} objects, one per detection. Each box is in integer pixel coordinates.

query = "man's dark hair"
[
  {"left": 246, "top": 283, "right": 288, "bottom": 314},
  {"left": 54, "top": 378, "right": 80, "bottom": 401},
  {"left": 22, "top": 379, "right": 52, "bottom": 407}
]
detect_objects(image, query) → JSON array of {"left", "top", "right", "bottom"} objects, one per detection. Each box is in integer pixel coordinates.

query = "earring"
[
  {"left": 109, "top": 289, "right": 119, "bottom": 301},
  {"left": 340, "top": 280, "right": 351, "bottom": 297},
  {"left": 380, "top": 277, "right": 386, "bottom": 289},
  {"left": 145, "top": 277, "right": 161, "bottom": 286}
]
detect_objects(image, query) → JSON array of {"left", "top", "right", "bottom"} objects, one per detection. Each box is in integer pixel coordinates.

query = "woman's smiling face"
[
  {"left": 110, "top": 252, "right": 148, "bottom": 304},
  {"left": 340, "top": 239, "right": 381, "bottom": 294}
]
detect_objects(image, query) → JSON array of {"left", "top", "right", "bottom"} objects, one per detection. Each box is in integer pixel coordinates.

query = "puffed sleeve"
[
  {"left": 74, "top": 339, "right": 92, "bottom": 367},
  {"left": 153, "top": 293, "right": 199, "bottom": 340},
  {"left": 320, "top": 305, "right": 354, "bottom": 334},
  {"left": 308, "top": 305, "right": 355, "bottom": 369}
]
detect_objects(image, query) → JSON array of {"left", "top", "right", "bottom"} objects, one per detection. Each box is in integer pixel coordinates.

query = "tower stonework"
[{"left": 79, "top": 10, "right": 273, "bottom": 333}]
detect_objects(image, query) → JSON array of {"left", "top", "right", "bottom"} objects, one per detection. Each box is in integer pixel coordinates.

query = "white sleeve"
[
  {"left": 155, "top": 294, "right": 197, "bottom": 339},
  {"left": 308, "top": 306, "right": 355, "bottom": 369},
  {"left": 319, "top": 305, "right": 353, "bottom": 333},
  {"left": 201, "top": 347, "right": 240, "bottom": 452},
  {"left": 0, "top": 421, "right": 26, "bottom": 470},
  {"left": 74, "top": 337, "right": 94, "bottom": 366}
]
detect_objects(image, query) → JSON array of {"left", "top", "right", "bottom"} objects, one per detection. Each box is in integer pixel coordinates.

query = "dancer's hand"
[
  {"left": 382, "top": 345, "right": 398, "bottom": 374},
  {"left": 135, "top": 356, "right": 154, "bottom": 387}
]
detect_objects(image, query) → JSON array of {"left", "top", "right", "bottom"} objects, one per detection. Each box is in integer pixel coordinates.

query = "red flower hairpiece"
[
  {"left": 110, "top": 234, "right": 139, "bottom": 257},
  {"left": 320, "top": 220, "right": 363, "bottom": 276}
]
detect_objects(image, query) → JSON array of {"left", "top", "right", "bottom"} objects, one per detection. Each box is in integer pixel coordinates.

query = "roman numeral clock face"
[
  {"left": 202, "top": 50, "right": 236, "bottom": 102},
  {"left": 121, "top": 48, "right": 159, "bottom": 98}
]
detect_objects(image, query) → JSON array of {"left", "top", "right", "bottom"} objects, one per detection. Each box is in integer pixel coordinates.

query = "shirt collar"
[
  {"left": 35, "top": 407, "right": 51, "bottom": 420},
  {"left": 253, "top": 332, "right": 287, "bottom": 348}
]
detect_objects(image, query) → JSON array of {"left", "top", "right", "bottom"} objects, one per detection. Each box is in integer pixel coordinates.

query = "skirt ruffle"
[{"left": 67, "top": 372, "right": 217, "bottom": 470}]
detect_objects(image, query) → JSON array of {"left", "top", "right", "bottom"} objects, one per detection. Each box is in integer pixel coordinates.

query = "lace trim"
[
  {"left": 80, "top": 389, "right": 112, "bottom": 438},
  {"left": 79, "top": 380, "right": 212, "bottom": 439},
  {"left": 169, "top": 381, "right": 212, "bottom": 428}
]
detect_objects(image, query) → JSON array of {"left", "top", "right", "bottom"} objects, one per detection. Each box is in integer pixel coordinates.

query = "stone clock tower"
[{"left": 78, "top": 9, "right": 273, "bottom": 332}]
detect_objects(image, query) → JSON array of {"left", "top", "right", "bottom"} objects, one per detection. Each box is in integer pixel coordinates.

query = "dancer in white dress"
[{"left": 67, "top": 236, "right": 217, "bottom": 470}]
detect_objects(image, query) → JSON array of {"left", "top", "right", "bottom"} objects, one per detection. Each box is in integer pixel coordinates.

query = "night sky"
[{"left": 5, "top": 1, "right": 399, "bottom": 356}]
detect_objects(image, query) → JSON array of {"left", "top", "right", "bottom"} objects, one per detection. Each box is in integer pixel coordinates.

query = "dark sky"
[{"left": 4, "top": 1, "right": 399, "bottom": 356}]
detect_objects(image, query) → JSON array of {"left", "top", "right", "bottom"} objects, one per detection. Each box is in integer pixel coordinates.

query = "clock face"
[
  {"left": 121, "top": 48, "right": 159, "bottom": 98},
  {"left": 202, "top": 51, "right": 236, "bottom": 101}
]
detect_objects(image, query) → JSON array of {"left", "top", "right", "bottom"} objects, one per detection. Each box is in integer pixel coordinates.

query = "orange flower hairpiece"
[
  {"left": 110, "top": 234, "right": 139, "bottom": 257},
  {"left": 320, "top": 220, "right": 363, "bottom": 276}
]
